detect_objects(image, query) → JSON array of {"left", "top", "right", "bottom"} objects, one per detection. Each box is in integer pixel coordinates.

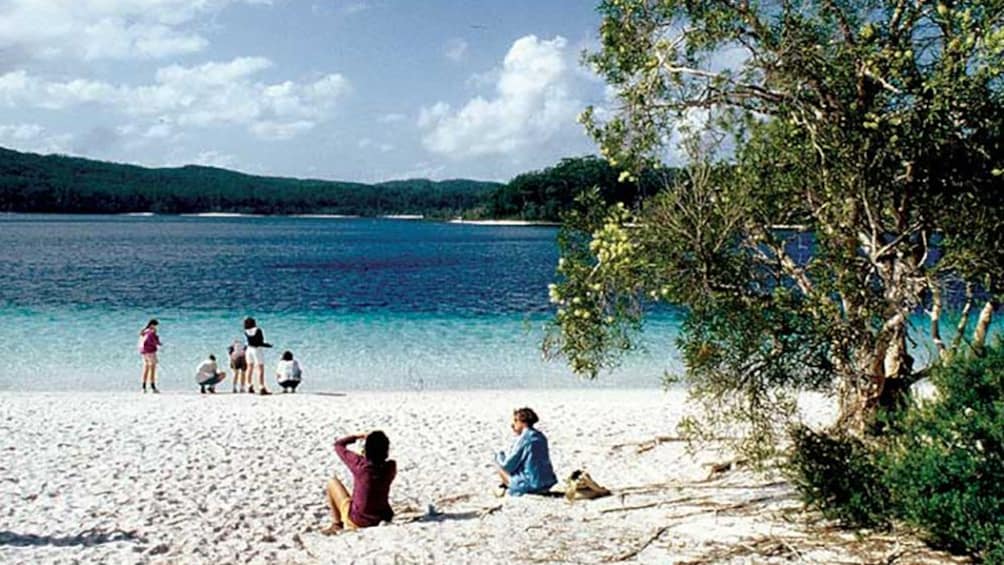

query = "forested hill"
[{"left": 0, "top": 147, "right": 500, "bottom": 217}]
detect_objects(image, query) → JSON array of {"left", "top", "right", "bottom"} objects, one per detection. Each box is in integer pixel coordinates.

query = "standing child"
[
  {"left": 138, "top": 319, "right": 161, "bottom": 393},
  {"left": 276, "top": 350, "right": 302, "bottom": 393},
  {"left": 228, "top": 339, "right": 247, "bottom": 393}
]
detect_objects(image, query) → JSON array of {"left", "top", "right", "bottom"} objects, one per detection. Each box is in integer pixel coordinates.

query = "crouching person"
[
  {"left": 494, "top": 407, "right": 557, "bottom": 496},
  {"left": 196, "top": 354, "right": 227, "bottom": 394},
  {"left": 276, "top": 350, "right": 302, "bottom": 393},
  {"left": 323, "top": 431, "right": 396, "bottom": 533}
]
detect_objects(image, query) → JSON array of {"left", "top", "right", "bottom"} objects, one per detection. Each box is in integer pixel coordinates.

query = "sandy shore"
[
  {"left": 0, "top": 390, "right": 964, "bottom": 564},
  {"left": 448, "top": 219, "right": 560, "bottom": 226}
]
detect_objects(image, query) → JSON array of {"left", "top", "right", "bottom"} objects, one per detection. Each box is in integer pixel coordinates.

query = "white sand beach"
[
  {"left": 448, "top": 219, "right": 561, "bottom": 226},
  {"left": 0, "top": 390, "right": 964, "bottom": 564}
]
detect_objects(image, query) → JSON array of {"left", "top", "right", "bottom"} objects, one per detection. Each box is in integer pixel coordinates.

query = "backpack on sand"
[{"left": 564, "top": 470, "right": 611, "bottom": 502}]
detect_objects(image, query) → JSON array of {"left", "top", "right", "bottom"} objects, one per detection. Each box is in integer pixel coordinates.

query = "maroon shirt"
[{"left": 334, "top": 436, "right": 396, "bottom": 527}]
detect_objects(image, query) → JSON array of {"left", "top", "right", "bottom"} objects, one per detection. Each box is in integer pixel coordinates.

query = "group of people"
[
  {"left": 137, "top": 318, "right": 303, "bottom": 395},
  {"left": 139, "top": 317, "right": 560, "bottom": 534},
  {"left": 323, "top": 407, "right": 557, "bottom": 533}
]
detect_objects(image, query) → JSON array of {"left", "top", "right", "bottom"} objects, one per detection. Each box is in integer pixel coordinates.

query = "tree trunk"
[
  {"left": 930, "top": 284, "right": 946, "bottom": 360},
  {"left": 972, "top": 300, "right": 996, "bottom": 355}
]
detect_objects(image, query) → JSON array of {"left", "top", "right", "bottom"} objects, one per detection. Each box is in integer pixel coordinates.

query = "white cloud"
[
  {"left": 0, "top": 0, "right": 269, "bottom": 61},
  {"left": 0, "top": 122, "right": 72, "bottom": 153},
  {"left": 192, "top": 150, "right": 239, "bottom": 169},
  {"left": 418, "top": 35, "right": 581, "bottom": 158},
  {"left": 0, "top": 122, "right": 42, "bottom": 140},
  {"left": 250, "top": 120, "right": 316, "bottom": 140},
  {"left": 0, "top": 58, "right": 351, "bottom": 140},
  {"left": 444, "top": 38, "right": 468, "bottom": 62}
]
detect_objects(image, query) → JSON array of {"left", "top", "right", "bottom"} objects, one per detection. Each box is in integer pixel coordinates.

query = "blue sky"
[{"left": 0, "top": 1, "right": 610, "bottom": 182}]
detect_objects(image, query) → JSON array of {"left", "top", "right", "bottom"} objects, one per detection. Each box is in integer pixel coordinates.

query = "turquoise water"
[
  {"left": 0, "top": 215, "right": 682, "bottom": 390},
  {"left": 1, "top": 214, "right": 993, "bottom": 391}
]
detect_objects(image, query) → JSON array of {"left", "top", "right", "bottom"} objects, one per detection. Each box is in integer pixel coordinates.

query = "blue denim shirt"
[{"left": 495, "top": 427, "right": 557, "bottom": 496}]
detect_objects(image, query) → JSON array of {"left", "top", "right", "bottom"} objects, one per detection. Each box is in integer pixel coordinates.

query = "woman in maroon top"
[{"left": 323, "top": 431, "right": 396, "bottom": 533}]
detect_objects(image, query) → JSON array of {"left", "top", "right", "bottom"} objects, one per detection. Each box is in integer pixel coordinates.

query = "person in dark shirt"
[{"left": 323, "top": 431, "right": 396, "bottom": 533}]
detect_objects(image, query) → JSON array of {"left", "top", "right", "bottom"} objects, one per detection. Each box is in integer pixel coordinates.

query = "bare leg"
[
  {"left": 323, "top": 477, "right": 351, "bottom": 533},
  {"left": 257, "top": 364, "right": 268, "bottom": 393},
  {"left": 497, "top": 468, "right": 510, "bottom": 486},
  {"left": 149, "top": 362, "right": 158, "bottom": 392}
]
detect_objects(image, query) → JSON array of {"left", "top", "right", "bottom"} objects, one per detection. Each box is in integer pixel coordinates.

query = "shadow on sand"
[{"left": 0, "top": 528, "right": 144, "bottom": 548}]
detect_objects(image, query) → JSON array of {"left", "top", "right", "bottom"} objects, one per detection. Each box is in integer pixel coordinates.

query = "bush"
[
  {"left": 883, "top": 345, "right": 1004, "bottom": 562},
  {"left": 788, "top": 344, "right": 1004, "bottom": 562},
  {"left": 786, "top": 425, "right": 892, "bottom": 529}
]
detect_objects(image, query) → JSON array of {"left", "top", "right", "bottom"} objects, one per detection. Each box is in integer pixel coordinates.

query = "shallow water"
[{"left": 0, "top": 214, "right": 682, "bottom": 390}]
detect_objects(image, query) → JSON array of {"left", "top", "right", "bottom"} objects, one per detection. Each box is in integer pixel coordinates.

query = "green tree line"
[{"left": 0, "top": 147, "right": 652, "bottom": 220}]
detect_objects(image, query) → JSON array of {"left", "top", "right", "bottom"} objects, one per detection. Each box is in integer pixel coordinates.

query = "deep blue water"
[{"left": 0, "top": 215, "right": 682, "bottom": 390}]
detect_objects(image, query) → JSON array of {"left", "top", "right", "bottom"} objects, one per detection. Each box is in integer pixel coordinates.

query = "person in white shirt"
[
  {"left": 276, "top": 350, "right": 302, "bottom": 393},
  {"left": 195, "top": 354, "right": 227, "bottom": 394}
]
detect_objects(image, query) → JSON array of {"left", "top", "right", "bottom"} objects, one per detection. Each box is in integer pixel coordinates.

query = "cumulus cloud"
[
  {"left": 0, "top": 0, "right": 269, "bottom": 61},
  {"left": 0, "top": 57, "right": 350, "bottom": 140},
  {"left": 418, "top": 35, "right": 582, "bottom": 158},
  {"left": 0, "top": 122, "right": 72, "bottom": 153}
]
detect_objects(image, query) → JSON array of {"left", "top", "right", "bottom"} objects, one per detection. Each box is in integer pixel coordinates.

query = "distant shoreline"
[
  {"left": 4, "top": 212, "right": 563, "bottom": 226},
  {"left": 449, "top": 218, "right": 560, "bottom": 226}
]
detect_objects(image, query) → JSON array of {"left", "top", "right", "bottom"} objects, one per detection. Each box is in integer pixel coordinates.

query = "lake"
[{"left": 0, "top": 214, "right": 682, "bottom": 391}]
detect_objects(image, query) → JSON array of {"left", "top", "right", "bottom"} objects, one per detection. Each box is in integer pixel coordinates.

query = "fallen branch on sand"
[
  {"left": 610, "top": 436, "right": 688, "bottom": 454},
  {"left": 599, "top": 494, "right": 706, "bottom": 514},
  {"left": 705, "top": 458, "right": 748, "bottom": 480},
  {"left": 605, "top": 495, "right": 784, "bottom": 561},
  {"left": 608, "top": 525, "right": 672, "bottom": 562}
]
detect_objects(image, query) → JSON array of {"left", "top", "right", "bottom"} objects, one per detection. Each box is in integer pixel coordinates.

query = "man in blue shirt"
[{"left": 494, "top": 407, "right": 558, "bottom": 496}]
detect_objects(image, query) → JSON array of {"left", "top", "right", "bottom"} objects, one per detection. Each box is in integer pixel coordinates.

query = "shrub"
[
  {"left": 883, "top": 345, "right": 1004, "bottom": 562},
  {"left": 786, "top": 424, "right": 892, "bottom": 529}
]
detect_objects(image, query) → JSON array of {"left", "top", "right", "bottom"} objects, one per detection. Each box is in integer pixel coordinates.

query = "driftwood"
[
  {"left": 705, "top": 458, "right": 748, "bottom": 479},
  {"left": 607, "top": 525, "right": 672, "bottom": 562},
  {"left": 599, "top": 494, "right": 706, "bottom": 514}
]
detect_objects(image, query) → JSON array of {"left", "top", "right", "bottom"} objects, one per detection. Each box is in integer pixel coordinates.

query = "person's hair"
[
  {"left": 141, "top": 319, "right": 158, "bottom": 335},
  {"left": 282, "top": 350, "right": 293, "bottom": 361},
  {"left": 208, "top": 354, "right": 216, "bottom": 361},
  {"left": 364, "top": 431, "right": 390, "bottom": 465},
  {"left": 243, "top": 317, "right": 256, "bottom": 330},
  {"left": 513, "top": 407, "right": 539, "bottom": 427}
]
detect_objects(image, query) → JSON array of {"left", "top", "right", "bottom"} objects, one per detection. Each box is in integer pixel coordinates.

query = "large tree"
[{"left": 547, "top": 0, "right": 1004, "bottom": 451}]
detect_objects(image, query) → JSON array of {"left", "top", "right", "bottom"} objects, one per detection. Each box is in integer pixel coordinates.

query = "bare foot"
[{"left": 320, "top": 523, "right": 343, "bottom": 536}]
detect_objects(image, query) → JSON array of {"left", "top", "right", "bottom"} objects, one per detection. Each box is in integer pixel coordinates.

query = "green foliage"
[
  {"left": 788, "top": 345, "right": 1004, "bottom": 560},
  {"left": 786, "top": 425, "right": 892, "bottom": 529},
  {"left": 0, "top": 147, "right": 499, "bottom": 217},
  {"left": 882, "top": 344, "right": 1004, "bottom": 560},
  {"left": 483, "top": 155, "right": 670, "bottom": 222},
  {"left": 551, "top": 0, "right": 1004, "bottom": 456}
]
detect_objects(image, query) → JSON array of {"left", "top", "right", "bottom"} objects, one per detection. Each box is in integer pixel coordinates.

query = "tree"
[{"left": 546, "top": 0, "right": 1004, "bottom": 452}]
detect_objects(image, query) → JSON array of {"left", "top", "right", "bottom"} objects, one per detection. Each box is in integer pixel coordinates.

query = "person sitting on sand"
[
  {"left": 195, "top": 354, "right": 227, "bottom": 394},
  {"left": 275, "top": 350, "right": 302, "bottom": 393},
  {"left": 494, "top": 407, "right": 557, "bottom": 496},
  {"left": 243, "top": 317, "right": 272, "bottom": 395},
  {"left": 228, "top": 339, "right": 247, "bottom": 393},
  {"left": 324, "top": 431, "right": 396, "bottom": 533}
]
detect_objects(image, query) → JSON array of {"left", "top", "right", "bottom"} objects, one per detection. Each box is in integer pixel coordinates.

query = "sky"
[{"left": 0, "top": 0, "right": 611, "bottom": 182}]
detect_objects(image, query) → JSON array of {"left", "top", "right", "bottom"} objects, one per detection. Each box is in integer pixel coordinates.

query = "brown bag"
[{"left": 564, "top": 469, "right": 611, "bottom": 501}]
